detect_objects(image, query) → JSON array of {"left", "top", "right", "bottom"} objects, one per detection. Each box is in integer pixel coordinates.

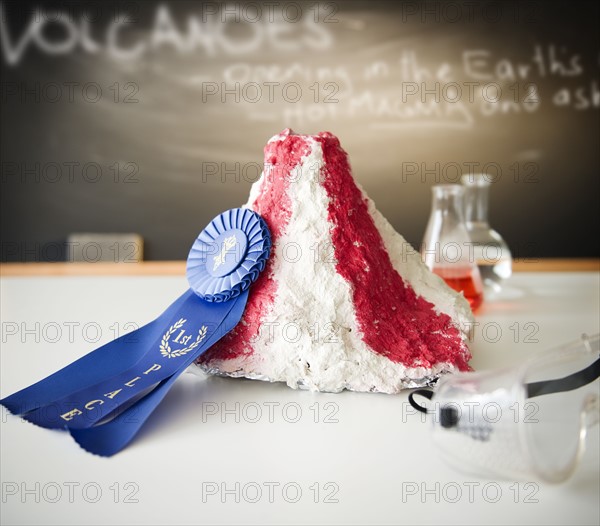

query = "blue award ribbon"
[{"left": 0, "top": 208, "right": 271, "bottom": 456}]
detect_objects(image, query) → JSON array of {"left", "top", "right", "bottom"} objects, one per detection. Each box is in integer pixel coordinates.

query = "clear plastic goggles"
[{"left": 409, "top": 334, "right": 599, "bottom": 483}]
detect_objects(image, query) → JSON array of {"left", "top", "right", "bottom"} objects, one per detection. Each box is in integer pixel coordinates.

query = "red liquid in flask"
[{"left": 434, "top": 269, "right": 484, "bottom": 312}]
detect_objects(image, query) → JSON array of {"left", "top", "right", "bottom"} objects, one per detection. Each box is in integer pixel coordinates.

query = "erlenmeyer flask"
[
  {"left": 421, "top": 185, "right": 483, "bottom": 311},
  {"left": 461, "top": 174, "right": 512, "bottom": 292}
]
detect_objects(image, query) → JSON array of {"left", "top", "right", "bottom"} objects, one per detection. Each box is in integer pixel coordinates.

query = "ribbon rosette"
[
  {"left": 187, "top": 207, "right": 271, "bottom": 302},
  {"left": 1, "top": 208, "right": 271, "bottom": 456}
]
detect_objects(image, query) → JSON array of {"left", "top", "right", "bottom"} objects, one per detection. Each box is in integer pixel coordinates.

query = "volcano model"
[{"left": 196, "top": 129, "right": 474, "bottom": 393}]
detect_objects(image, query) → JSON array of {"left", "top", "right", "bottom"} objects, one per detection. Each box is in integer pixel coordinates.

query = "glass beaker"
[
  {"left": 461, "top": 174, "right": 512, "bottom": 293},
  {"left": 421, "top": 185, "right": 484, "bottom": 311}
]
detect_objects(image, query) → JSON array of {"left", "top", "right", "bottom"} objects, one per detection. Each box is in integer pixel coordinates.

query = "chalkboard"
[{"left": 1, "top": 0, "right": 599, "bottom": 261}]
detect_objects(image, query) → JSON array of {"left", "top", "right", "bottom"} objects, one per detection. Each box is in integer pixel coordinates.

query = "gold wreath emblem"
[{"left": 159, "top": 318, "right": 208, "bottom": 359}]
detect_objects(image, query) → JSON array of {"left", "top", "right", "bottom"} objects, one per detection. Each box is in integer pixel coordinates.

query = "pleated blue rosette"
[
  {"left": 186, "top": 208, "right": 271, "bottom": 302},
  {"left": 0, "top": 208, "right": 272, "bottom": 456}
]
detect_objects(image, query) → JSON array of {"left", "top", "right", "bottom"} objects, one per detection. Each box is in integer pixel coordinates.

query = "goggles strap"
[
  {"left": 526, "top": 358, "right": 600, "bottom": 399},
  {"left": 408, "top": 389, "right": 434, "bottom": 414}
]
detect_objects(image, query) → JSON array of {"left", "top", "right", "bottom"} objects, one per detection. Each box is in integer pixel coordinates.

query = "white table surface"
[{"left": 1, "top": 272, "right": 599, "bottom": 526}]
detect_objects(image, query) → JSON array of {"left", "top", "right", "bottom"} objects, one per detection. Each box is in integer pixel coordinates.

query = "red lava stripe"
[
  {"left": 314, "top": 132, "right": 471, "bottom": 370},
  {"left": 199, "top": 130, "right": 310, "bottom": 362}
]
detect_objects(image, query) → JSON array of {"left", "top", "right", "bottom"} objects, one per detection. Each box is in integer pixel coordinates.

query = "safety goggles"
[{"left": 409, "top": 333, "right": 599, "bottom": 483}]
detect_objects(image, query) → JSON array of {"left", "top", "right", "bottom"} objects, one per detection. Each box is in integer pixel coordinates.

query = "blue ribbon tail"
[
  {"left": 7, "top": 292, "right": 239, "bottom": 430},
  {"left": 1, "top": 208, "right": 271, "bottom": 455},
  {"left": 0, "top": 290, "right": 194, "bottom": 416},
  {"left": 69, "top": 291, "right": 249, "bottom": 457}
]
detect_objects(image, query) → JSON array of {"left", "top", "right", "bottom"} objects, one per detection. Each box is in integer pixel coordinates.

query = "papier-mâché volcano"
[{"left": 196, "top": 129, "right": 474, "bottom": 393}]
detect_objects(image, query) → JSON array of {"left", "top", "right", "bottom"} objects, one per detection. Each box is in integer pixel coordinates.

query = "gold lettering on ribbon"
[
  {"left": 160, "top": 319, "right": 208, "bottom": 359},
  {"left": 124, "top": 377, "right": 141, "bottom": 387},
  {"left": 60, "top": 352, "right": 165, "bottom": 421},
  {"left": 213, "top": 235, "right": 237, "bottom": 272},
  {"left": 143, "top": 364, "right": 161, "bottom": 375},
  {"left": 104, "top": 389, "right": 122, "bottom": 399},
  {"left": 60, "top": 408, "right": 83, "bottom": 421}
]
